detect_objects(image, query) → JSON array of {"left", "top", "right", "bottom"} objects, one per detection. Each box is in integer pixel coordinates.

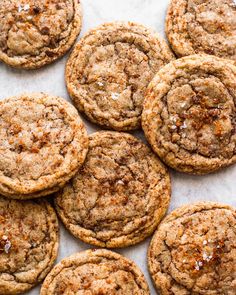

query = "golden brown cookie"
[
  {"left": 0, "top": 93, "right": 88, "bottom": 199},
  {"left": 166, "top": 0, "right": 236, "bottom": 61},
  {"left": 148, "top": 202, "right": 236, "bottom": 295},
  {"left": 40, "top": 249, "right": 150, "bottom": 294},
  {"left": 142, "top": 54, "right": 236, "bottom": 174},
  {"left": 66, "top": 22, "right": 175, "bottom": 131},
  {"left": 0, "top": 0, "right": 82, "bottom": 69},
  {"left": 0, "top": 196, "right": 59, "bottom": 295},
  {"left": 55, "top": 131, "right": 171, "bottom": 248}
]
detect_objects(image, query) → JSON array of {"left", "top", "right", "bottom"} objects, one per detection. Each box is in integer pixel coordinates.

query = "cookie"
[
  {"left": 40, "top": 249, "right": 150, "bottom": 294},
  {"left": 142, "top": 54, "right": 236, "bottom": 174},
  {"left": 66, "top": 22, "right": 175, "bottom": 131},
  {"left": 0, "top": 0, "right": 82, "bottom": 69},
  {"left": 0, "top": 196, "right": 59, "bottom": 295},
  {"left": 0, "top": 93, "right": 88, "bottom": 199},
  {"left": 148, "top": 202, "right": 236, "bottom": 295},
  {"left": 55, "top": 131, "right": 171, "bottom": 248},
  {"left": 166, "top": 0, "right": 236, "bottom": 61}
]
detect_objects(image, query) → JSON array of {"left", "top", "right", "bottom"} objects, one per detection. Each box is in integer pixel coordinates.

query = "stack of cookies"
[{"left": 0, "top": 0, "right": 235, "bottom": 294}]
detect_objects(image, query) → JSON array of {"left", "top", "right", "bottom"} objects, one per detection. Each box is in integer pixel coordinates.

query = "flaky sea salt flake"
[
  {"left": 111, "top": 93, "right": 119, "bottom": 100},
  {"left": 171, "top": 125, "right": 177, "bottom": 130},
  {"left": 195, "top": 261, "right": 203, "bottom": 270},
  {"left": 117, "top": 180, "right": 124, "bottom": 185},
  {"left": 97, "top": 81, "right": 104, "bottom": 87},
  {"left": 4, "top": 240, "right": 11, "bottom": 254},
  {"left": 180, "top": 122, "right": 187, "bottom": 129},
  {"left": 24, "top": 4, "right": 30, "bottom": 11},
  {"left": 18, "top": 4, "right": 23, "bottom": 12},
  {"left": 203, "top": 252, "right": 213, "bottom": 262}
]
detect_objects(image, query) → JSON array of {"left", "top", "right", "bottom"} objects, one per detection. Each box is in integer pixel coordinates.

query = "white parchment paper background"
[{"left": 0, "top": 1, "right": 235, "bottom": 294}]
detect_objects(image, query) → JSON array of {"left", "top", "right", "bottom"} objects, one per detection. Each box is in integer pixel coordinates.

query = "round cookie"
[
  {"left": 0, "top": 93, "right": 88, "bottom": 199},
  {"left": 0, "top": 196, "right": 59, "bottom": 295},
  {"left": 166, "top": 0, "right": 236, "bottom": 61},
  {"left": 40, "top": 249, "right": 150, "bottom": 294},
  {"left": 148, "top": 202, "right": 236, "bottom": 295},
  {"left": 142, "top": 54, "right": 236, "bottom": 174},
  {"left": 66, "top": 22, "right": 175, "bottom": 131},
  {"left": 55, "top": 131, "right": 171, "bottom": 248},
  {"left": 0, "top": 0, "right": 82, "bottom": 69}
]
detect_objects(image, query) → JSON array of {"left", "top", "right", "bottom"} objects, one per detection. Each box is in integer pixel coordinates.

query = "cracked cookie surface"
[
  {"left": 40, "top": 249, "right": 150, "bottom": 295},
  {"left": 55, "top": 131, "right": 171, "bottom": 248},
  {"left": 0, "top": 0, "right": 82, "bottom": 69},
  {"left": 142, "top": 54, "right": 236, "bottom": 174},
  {"left": 148, "top": 202, "right": 236, "bottom": 295},
  {"left": 66, "top": 22, "right": 175, "bottom": 131},
  {"left": 0, "top": 93, "right": 88, "bottom": 199},
  {"left": 0, "top": 196, "right": 59, "bottom": 295},
  {"left": 166, "top": 0, "right": 236, "bottom": 61}
]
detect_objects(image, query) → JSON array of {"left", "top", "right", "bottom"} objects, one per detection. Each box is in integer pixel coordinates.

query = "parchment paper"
[{"left": 0, "top": 1, "right": 235, "bottom": 294}]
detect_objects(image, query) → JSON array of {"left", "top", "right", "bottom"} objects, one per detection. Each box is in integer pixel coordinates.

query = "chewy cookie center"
[
  {"left": 64, "top": 139, "right": 151, "bottom": 239},
  {"left": 52, "top": 262, "right": 143, "bottom": 294},
  {"left": 163, "top": 209, "right": 236, "bottom": 293},
  {"left": 79, "top": 42, "right": 154, "bottom": 120},
  {"left": 185, "top": 0, "right": 236, "bottom": 56},
  {"left": 0, "top": 0, "right": 74, "bottom": 56},
  {"left": 0, "top": 200, "right": 52, "bottom": 279},
  {"left": 0, "top": 101, "right": 74, "bottom": 181},
  {"left": 164, "top": 76, "right": 235, "bottom": 158}
]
